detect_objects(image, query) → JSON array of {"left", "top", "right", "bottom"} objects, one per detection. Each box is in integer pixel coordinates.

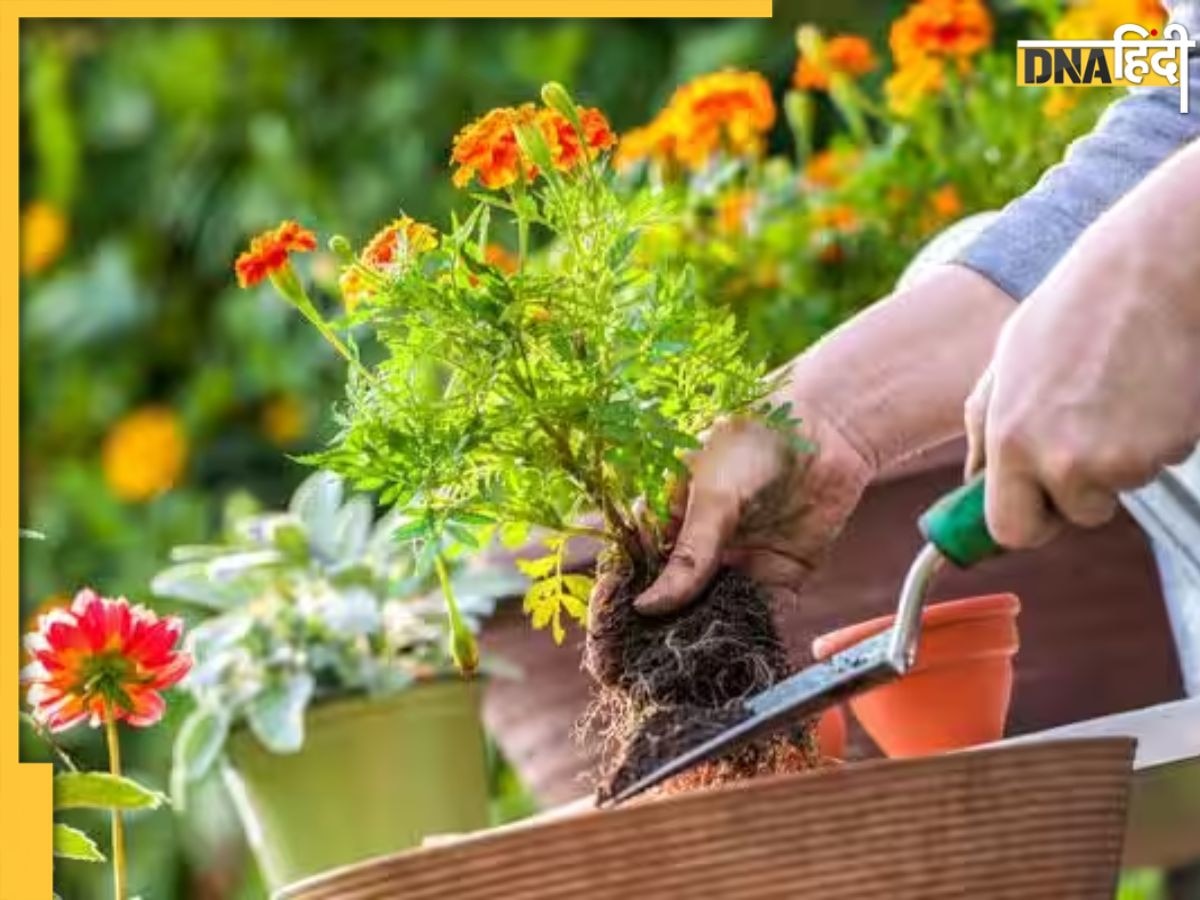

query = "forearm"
[
  {"left": 1075, "top": 135, "right": 1200, "bottom": 323},
  {"left": 780, "top": 265, "right": 1016, "bottom": 473}
]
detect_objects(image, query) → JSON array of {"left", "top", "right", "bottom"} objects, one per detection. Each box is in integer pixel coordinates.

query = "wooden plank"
[
  {"left": 280, "top": 739, "right": 1134, "bottom": 900},
  {"left": 1001, "top": 697, "right": 1200, "bottom": 868}
]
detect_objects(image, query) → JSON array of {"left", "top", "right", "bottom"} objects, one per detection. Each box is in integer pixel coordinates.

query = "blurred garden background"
[{"left": 18, "top": 4, "right": 1149, "bottom": 897}]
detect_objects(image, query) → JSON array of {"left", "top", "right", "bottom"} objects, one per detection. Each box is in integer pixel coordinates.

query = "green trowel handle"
[{"left": 918, "top": 472, "right": 1004, "bottom": 568}]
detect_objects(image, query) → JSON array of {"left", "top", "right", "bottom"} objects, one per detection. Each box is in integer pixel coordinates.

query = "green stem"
[
  {"left": 434, "top": 552, "right": 479, "bottom": 675},
  {"left": 268, "top": 266, "right": 374, "bottom": 382},
  {"left": 104, "top": 709, "right": 126, "bottom": 900}
]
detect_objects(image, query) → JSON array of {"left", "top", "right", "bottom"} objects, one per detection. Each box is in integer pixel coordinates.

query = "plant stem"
[
  {"left": 103, "top": 708, "right": 127, "bottom": 900},
  {"left": 434, "top": 551, "right": 479, "bottom": 675}
]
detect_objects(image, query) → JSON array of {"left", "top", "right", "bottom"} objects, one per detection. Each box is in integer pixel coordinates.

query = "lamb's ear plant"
[
  {"left": 152, "top": 471, "right": 512, "bottom": 803},
  {"left": 236, "top": 83, "right": 795, "bottom": 672}
]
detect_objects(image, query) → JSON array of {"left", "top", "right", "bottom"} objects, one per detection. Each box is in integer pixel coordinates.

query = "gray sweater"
[{"left": 956, "top": 1, "right": 1200, "bottom": 298}]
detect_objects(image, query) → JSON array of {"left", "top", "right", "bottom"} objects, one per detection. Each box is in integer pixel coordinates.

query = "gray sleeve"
[{"left": 955, "top": 57, "right": 1200, "bottom": 299}]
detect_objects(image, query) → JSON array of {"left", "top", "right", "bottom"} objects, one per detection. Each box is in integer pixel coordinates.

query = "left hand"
[{"left": 964, "top": 151, "right": 1200, "bottom": 548}]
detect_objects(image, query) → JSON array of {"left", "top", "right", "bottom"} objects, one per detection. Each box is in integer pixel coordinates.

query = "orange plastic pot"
[{"left": 811, "top": 594, "right": 1020, "bottom": 758}]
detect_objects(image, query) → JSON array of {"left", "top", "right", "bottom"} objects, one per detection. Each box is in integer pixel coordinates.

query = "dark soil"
[{"left": 583, "top": 564, "right": 820, "bottom": 803}]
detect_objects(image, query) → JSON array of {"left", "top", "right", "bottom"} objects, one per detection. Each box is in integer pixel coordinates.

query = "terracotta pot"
[
  {"left": 812, "top": 594, "right": 1020, "bottom": 758},
  {"left": 815, "top": 706, "right": 847, "bottom": 759}
]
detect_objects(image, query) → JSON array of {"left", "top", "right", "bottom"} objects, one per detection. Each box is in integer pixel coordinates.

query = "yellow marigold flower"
[
  {"left": 665, "top": 69, "right": 777, "bottom": 170},
  {"left": 1042, "top": 89, "right": 1080, "bottom": 119},
  {"left": 362, "top": 216, "right": 438, "bottom": 269},
  {"left": 804, "top": 147, "right": 862, "bottom": 189},
  {"left": 716, "top": 189, "right": 757, "bottom": 235},
  {"left": 929, "top": 184, "right": 964, "bottom": 219},
  {"left": 21, "top": 201, "right": 68, "bottom": 276},
  {"left": 1053, "top": 0, "right": 1163, "bottom": 40},
  {"left": 338, "top": 267, "right": 370, "bottom": 312},
  {"left": 886, "top": 55, "right": 947, "bottom": 117},
  {"left": 102, "top": 406, "right": 188, "bottom": 503},
  {"left": 794, "top": 34, "right": 879, "bottom": 91},
  {"left": 261, "top": 393, "right": 309, "bottom": 447},
  {"left": 890, "top": 0, "right": 994, "bottom": 68}
]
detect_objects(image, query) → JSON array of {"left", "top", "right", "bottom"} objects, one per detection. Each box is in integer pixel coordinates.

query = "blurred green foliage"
[
  {"left": 19, "top": 13, "right": 868, "bottom": 895},
  {"left": 14, "top": 7, "right": 1147, "bottom": 898}
]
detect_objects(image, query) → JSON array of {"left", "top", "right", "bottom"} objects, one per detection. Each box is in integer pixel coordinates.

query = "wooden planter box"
[
  {"left": 280, "top": 739, "right": 1135, "bottom": 900},
  {"left": 480, "top": 440, "right": 1184, "bottom": 804}
]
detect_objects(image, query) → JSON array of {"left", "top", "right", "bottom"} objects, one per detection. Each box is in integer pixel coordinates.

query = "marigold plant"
[{"left": 242, "top": 84, "right": 782, "bottom": 665}]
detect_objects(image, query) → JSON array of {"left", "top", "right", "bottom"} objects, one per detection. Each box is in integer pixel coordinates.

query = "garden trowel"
[{"left": 607, "top": 472, "right": 1002, "bottom": 805}]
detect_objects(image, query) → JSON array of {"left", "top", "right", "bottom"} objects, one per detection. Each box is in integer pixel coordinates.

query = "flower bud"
[
  {"left": 328, "top": 234, "right": 354, "bottom": 263},
  {"left": 541, "top": 81, "right": 582, "bottom": 131},
  {"left": 514, "top": 121, "right": 555, "bottom": 177},
  {"left": 449, "top": 620, "right": 480, "bottom": 676}
]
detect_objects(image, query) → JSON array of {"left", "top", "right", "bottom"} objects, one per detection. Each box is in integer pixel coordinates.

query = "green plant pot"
[{"left": 222, "top": 678, "right": 490, "bottom": 893}]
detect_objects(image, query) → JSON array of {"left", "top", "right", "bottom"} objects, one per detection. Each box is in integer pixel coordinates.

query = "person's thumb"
[
  {"left": 635, "top": 487, "right": 738, "bottom": 616},
  {"left": 963, "top": 366, "right": 993, "bottom": 480}
]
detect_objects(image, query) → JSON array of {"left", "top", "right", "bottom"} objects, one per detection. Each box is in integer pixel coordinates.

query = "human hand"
[
  {"left": 631, "top": 411, "right": 875, "bottom": 615},
  {"left": 964, "top": 149, "right": 1200, "bottom": 548}
]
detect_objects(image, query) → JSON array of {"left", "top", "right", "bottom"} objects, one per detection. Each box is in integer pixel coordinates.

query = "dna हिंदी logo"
[{"left": 1017, "top": 22, "right": 1196, "bottom": 112}]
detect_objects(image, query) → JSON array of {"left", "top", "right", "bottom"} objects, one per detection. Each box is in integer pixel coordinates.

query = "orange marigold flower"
[
  {"left": 235, "top": 220, "right": 317, "bottom": 288},
  {"left": 665, "top": 69, "right": 776, "bottom": 170},
  {"left": 717, "top": 189, "right": 757, "bottom": 236},
  {"left": 929, "top": 184, "right": 963, "bottom": 219},
  {"left": 614, "top": 113, "right": 680, "bottom": 171},
  {"left": 812, "top": 204, "right": 860, "bottom": 233},
  {"left": 890, "top": 0, "right": 993, "bottom": 67},
  {"left": 794, "top": 35, "right": 878, "bottom": 91},
  {"left": 804, "top": 147, "right": 862, "bottom": 189},
  {"left": 885, "top": 55, "right": 947, "bottom": 117},
  {"left": 362, "top": 216, "right": 439, "bottom": 269},
  {"left": 484, "top": 243, "right": 518, "bottom": 274},
  {"left": 451, "top": 103, "right": 615, "bottom": 190},
  {"left": 451, "top": 105, "right": 537, "bottom": 190},
  {"left": 535, "top": 106, "right": 617, "bottom": 172},
  {"left": 22, "top": 589, "right": 190, "bottom": 732}
]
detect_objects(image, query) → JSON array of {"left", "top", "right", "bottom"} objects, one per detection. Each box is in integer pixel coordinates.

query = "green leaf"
[
  {"left": 247, "top": 671, "right": 314, "bottom": 754},
  {"left": 333, "top": 496, "right": 374, "bottom": 559},
  {"left": 54, "top": 772, "right": 165, "bottom": 811},
  {"left": 150, "top": 562, "right": 246, "bottom": 610},
  {"left": 498, "top": 521, "right": 531, "bottom": 549},
  {"left": 53, "top": 824, "right": 104, "bottom": 862},
  {"left": 515, "top": 554, "right": 557, "bottom": 580},
  {"left": 171, "top": 706, "right": 231, "bottom": 805},
  {"left": 391, "top": 518, "right": 433, "bottom": 542},
  {"left": 290, "top": 471, "right": 345, "bottom": 557}
]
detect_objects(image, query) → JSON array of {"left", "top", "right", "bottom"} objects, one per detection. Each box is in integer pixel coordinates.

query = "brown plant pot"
[
  {"left": 812, "top": 594, "right": 1021, "bottom": 758},
  {"left": 279, "top": 738, "right": 1134, "bottom": 900}
]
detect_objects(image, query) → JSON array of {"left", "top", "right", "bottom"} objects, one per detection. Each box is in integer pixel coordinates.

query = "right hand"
[{"left": 632, "top": 411, "right": 875, "bottom": 615}]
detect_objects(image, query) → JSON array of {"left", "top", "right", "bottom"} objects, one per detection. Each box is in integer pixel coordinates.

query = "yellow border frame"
[{"left": 2, "top": 3, "right": 771, "bottom": 896}]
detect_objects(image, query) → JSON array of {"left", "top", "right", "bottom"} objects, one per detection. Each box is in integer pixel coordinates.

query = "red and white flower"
[{"left": 22, "top": 589, "right": 191, "bottom": 732}]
